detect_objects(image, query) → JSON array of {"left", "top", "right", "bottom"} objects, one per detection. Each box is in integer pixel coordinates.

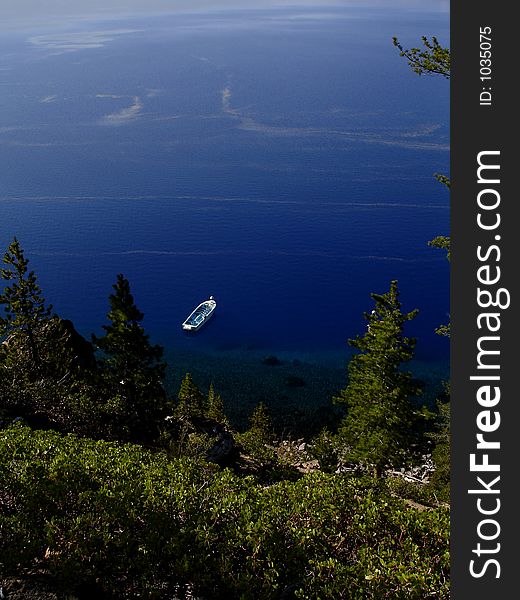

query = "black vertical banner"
[{"left": 452, "top": 2, "right": 518, "bottom": 598}]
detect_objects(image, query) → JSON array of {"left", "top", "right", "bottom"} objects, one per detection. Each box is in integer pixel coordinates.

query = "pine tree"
[
  {"left": 239, "top": 401, "right": 276, "bottom": 463},
  {"left": 248, "top": 402, "right": 272, "bottom": 440},
  {"left": 0, "top": 239, "right": 97, "bottom": 427},
  {"left": 93, "top": 274, "right": 166, "bottom": 440},
  {"left": 175, "top": 373, "right": 206, "bottom": 420},
  {"left": 429, "top": 390, "right": 450, "bottom": 502},
  {"left": 0, "top": 238, "right": 52, "bottom": 373},
  {"left": 207, "top": 383, "right": 228, "bottom": 425},
  {"left": 392, "top": 36, "right": 450, "bottom": 79},
  {"left": 395, "top": 34, "right": 452, "bottom": 300},
  {"left": 335, "top": 280, "right": 424, "bottom": 476},
  {"left": 393, "top": 34, "right": 451, "bottom": 494}
]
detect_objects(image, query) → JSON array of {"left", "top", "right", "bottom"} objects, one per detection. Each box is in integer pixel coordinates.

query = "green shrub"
[{"left": 0, "top": 425, "right": 449, "bottom": 599}]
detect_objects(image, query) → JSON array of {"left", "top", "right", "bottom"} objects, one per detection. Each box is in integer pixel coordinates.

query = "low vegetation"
[
  {"left": 1, "top": 425, "right": 449, "bottom": 599},
  {"left": 0, "top": 237, "right": 450, "bottom": 598}
]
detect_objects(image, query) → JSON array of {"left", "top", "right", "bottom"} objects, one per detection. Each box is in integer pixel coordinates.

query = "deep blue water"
[{"left": 0, "top": 6, "right": 449, "bottom": 377}]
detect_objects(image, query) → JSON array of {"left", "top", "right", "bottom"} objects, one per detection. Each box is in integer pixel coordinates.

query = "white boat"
[{"left": 182, "top": 296, "right": 216, "bottom": 331}]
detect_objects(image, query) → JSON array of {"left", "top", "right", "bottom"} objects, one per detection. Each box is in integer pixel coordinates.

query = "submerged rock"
[
  {"left": 284, "top": 375, "right": 306, "bottom": 388},
  {"left": 261, "top": 355, "right": 282, "bottom": 366}
]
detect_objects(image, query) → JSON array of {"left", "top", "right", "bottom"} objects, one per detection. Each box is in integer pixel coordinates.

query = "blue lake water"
[{"left": 0, "top": 6, "right": 449, "bottom": 415}]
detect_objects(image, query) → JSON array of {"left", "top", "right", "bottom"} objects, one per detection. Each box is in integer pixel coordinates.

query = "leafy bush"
[{"left": 0, "top": 425, "right": 449, "bottom": 599}]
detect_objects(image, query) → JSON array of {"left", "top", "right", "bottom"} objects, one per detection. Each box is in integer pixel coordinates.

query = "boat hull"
[{"left": 182, "top": 298, "right": 216, "bottom": 331}]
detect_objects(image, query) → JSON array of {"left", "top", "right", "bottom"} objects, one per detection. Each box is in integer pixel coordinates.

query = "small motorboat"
[{"left": 182, "top": 296, "right": 216, "bottom": 331}]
